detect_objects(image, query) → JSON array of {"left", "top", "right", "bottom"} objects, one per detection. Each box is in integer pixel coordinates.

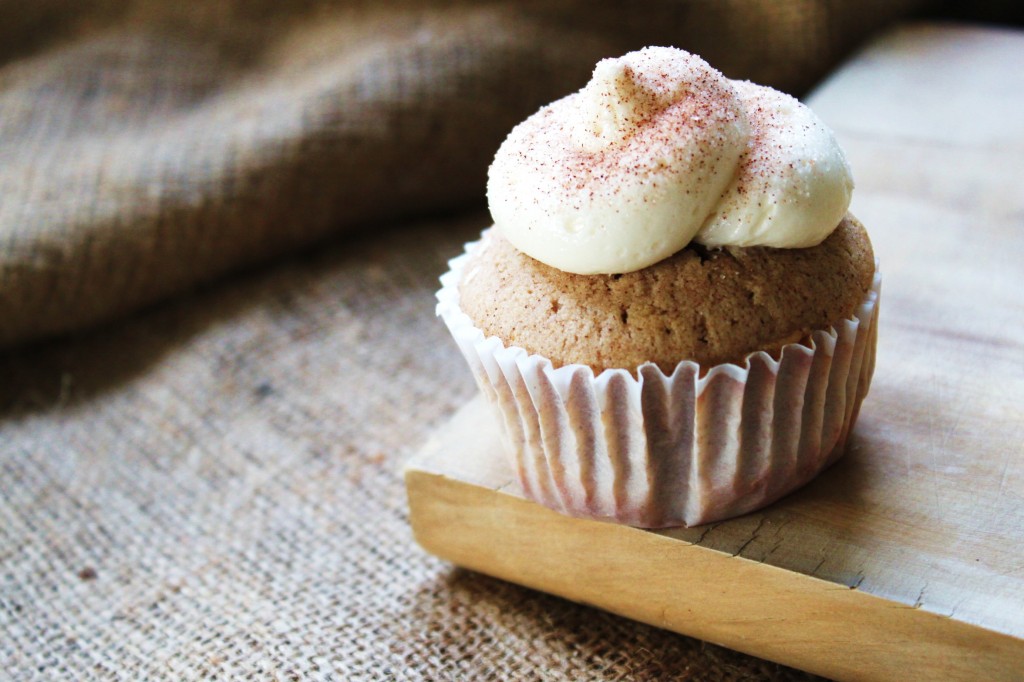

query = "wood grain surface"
[{"left": 406, "top": 24, "right": 1024, "bottom": 681}]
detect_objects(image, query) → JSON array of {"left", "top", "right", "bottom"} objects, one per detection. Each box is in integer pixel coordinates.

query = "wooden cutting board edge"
[{"left": 405, "top": 429, "right": 1024, "bottom": 682}]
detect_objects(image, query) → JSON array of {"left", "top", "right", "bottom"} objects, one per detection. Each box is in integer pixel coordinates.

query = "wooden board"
[{"left": 406, "top": 24, "right": 1024, "bottom": 682}]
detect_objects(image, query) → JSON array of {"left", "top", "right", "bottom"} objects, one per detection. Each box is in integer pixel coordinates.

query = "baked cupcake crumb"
[{"left": 459, "top": 214, "right": 874, "bottom": 374}]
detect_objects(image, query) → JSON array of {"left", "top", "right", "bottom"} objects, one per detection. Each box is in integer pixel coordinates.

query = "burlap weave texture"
[
  {"left": 0, "top": 0, "right": 924, "bottom": 348},
  {"left": 1, "top": 216, "right": 825, "bottom": 680}
]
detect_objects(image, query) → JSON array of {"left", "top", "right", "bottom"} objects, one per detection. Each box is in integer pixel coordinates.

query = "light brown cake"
[{"left": 459, "top": 214, "right": 874, "bottom": 374}]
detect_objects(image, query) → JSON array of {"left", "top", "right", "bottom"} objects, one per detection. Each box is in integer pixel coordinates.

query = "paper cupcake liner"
[{"left": 437, "top": 239, "right": 881, "bottom": 528}]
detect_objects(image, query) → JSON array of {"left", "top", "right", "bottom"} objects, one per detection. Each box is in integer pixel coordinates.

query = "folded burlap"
[{"left": 0, "top": 0, "right": 927, "bottom": 348}]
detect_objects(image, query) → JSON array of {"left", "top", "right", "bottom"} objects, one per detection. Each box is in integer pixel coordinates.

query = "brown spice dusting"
[{"left": 512, "top": 50, "right": 747, "bottom": 208}]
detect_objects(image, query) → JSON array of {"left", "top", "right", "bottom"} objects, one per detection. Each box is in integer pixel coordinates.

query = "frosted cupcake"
[{"left": 438, "top": 47, "right": 879, "bottom": 528}]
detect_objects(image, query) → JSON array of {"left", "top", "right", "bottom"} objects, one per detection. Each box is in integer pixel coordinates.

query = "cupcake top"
[
  {"left": 487, "top": 47, "right": 853, "bottom": 275},
  {"left": 458, "top": 216, "right": 874, "bottom": 373},
  {"left": 460, "top": 46, "right": 873, "bottom": 373}
]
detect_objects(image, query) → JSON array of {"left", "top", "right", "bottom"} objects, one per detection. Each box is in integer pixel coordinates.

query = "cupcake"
[{"left": 438, "top": 47, "right": 879, "bottom": 528}]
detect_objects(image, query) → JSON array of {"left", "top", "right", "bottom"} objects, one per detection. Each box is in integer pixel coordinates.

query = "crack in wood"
[
  {"left": 733, "top": 517, "right": 767, "bottom": 557},
  {"left": 946, "top": 596, "right": 967, "bottom": 619},
  {"left": 496, "top": 480, "right": 517, "bottom": 493},
  {"left": 760, "top": 519, "right": 792, "bottom": 563},
  {"left": 695, "top": 522, "right": 719, "bottom": 545},
  {"left": 998, "top": 456, "right": 1011, "bottom": 497},
  {"left": 762, "top": 540, "right": 782, "bottom": 563},
  {"left": 914, "top": 583, "right": 929, "bottom": 609}
]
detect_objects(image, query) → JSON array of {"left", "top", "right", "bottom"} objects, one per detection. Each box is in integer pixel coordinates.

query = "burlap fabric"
[
  {"left": 0, "top": 0, "right": 928, "bottom": 349},
  {"left": 2, "top": 2, "right": 930, "bottom": 680}
]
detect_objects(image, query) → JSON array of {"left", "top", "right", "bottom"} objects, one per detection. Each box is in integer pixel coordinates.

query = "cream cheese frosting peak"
[
  {"left": 696, "top": 81, "right": 853, "bottom": 248},
  {"left": 571, "top": 53, "right": 702, "bottom": 153},
  {"left": 487, "top": 47, "right": 853, "bottom": 274}
]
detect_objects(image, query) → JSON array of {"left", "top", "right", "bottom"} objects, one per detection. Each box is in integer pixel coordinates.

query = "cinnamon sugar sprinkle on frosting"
[{"left": 487, "top": 47, "right": 853, "bottom": 274}]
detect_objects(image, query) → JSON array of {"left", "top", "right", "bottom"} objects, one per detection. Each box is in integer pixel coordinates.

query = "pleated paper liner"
[{"left": 438, "top": 239, "right": 881, "bottom": 528}]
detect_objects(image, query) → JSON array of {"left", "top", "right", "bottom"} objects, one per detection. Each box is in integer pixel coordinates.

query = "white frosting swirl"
[
  {"left": 487, "top": 47, "right": 853, "bottom": 274},
  {"left": 696, "top": 81, "right": 853, "bottom": 248}
]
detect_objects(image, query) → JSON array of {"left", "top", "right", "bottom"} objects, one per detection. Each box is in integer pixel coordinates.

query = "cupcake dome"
[{"left": 459, "top": 215, "right": 875, "bottom": 374}]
